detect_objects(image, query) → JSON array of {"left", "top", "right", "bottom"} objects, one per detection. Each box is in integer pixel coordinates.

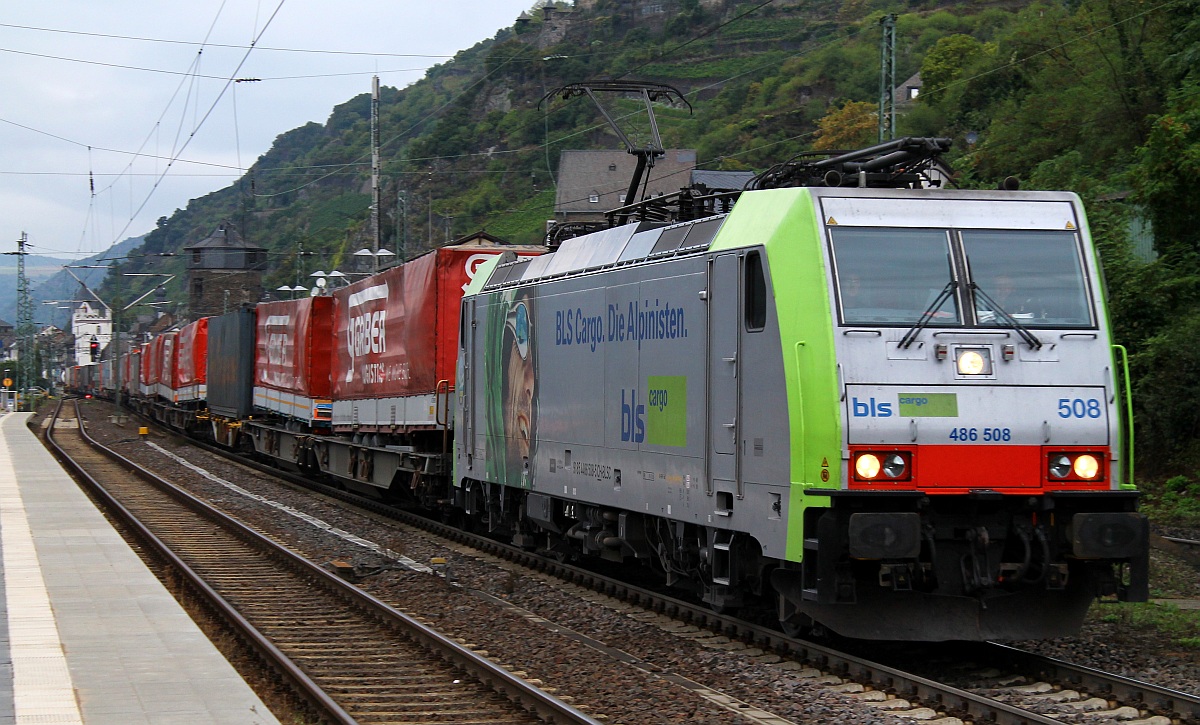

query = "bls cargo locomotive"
[
  {"left": 85, "top": 138, "right": 1148, "bottom": 641},
  {"left": 453, "top": 138, "right": 1147, "bottom": 641}
]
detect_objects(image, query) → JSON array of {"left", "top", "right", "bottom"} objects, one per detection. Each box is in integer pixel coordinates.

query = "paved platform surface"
[{"left": 0, "top": 411, "right": 279, "bottom": 724}]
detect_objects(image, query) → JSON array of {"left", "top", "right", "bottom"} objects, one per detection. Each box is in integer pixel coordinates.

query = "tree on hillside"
[
  {"left": 1134, "top": 84, "right": 1200, "bottom": 264},
  {"left": 812, "top": 100, "right": 877, "bottom": 151},
  {"left": 918, "top": 33, "right": 991, "bottom": 106}
]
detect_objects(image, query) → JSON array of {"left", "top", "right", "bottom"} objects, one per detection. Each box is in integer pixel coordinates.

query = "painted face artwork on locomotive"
[{"left": 484, "top": 288, "right": 537, "bottom": 488}]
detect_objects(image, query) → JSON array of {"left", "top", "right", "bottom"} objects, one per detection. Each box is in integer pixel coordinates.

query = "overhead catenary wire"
[
  {"left": 100, "top": 0, "right": 290, "bottom": 250},
  {"left": 0, "top": 46, "right": 431, "bottom": 82}
]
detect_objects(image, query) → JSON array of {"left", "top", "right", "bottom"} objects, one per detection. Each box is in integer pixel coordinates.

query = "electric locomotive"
[{"left": 453, "top": 138, "right": 1148, "bottom": 641}]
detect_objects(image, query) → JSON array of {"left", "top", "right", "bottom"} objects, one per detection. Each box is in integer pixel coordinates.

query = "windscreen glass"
[
  {"left": 963, "top": 230, "right": 1093, "bottom": 328},
  {"left": 830, "top": 227, "right": 959, "bottom": 325}
]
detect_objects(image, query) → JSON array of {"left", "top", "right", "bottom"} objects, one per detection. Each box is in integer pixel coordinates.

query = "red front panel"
[
  {"left": 255, "top": 297, "right": 333, "bottom": 397},
  {"left": 175, "top": 317, "right": 209, "bottom": 388},
  {"left": 332, "top": 246, "right": 542, "bottom": 401},
  {"left": 849, "top": 444, "right": 1112, "bottom": 493}
]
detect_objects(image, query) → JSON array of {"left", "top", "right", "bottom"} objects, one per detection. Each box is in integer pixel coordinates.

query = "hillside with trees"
[{"left": 104, "top": 0, "right": 1200, "bottom": 485}]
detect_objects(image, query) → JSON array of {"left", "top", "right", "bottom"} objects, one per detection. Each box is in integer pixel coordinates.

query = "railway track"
[
  {"left": 46, "top": 399, "right": 598, "bottom": 725},
  {"left": 74, "top": 401, "right": 1199, "bottom": 725},
  {"left": 1151, "top": 533, "right": 1200, "bottom": 572}
]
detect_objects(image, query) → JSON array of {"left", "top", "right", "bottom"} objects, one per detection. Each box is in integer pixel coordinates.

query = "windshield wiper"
[
  {"left": 970, "top": 283, "right": 1042, "bottom": 349},
  {"left": 899, "top": 280, "right": 957, "bottom": 349}
]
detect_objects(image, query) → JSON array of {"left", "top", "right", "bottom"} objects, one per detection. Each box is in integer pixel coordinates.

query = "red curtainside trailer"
[
  {"left": 253, "top": 296, "right": 334, "bottom": 426},
  {"left": 138, "top": 341, "right": 153, "bottom": 398},
  {"left": 153, "top": 331, "right": 178, "bottom": 401},
  {"left": 173, "top": 317, "right": 208, "bottom": 403},
  {"left": 330, "top": 244, "right": 542, "bottom": 433}
]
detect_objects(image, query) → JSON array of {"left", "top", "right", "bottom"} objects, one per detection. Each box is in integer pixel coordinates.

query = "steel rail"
[
  {"left": 1163, "top": 535, "right": 1200, "bottom": 548},
  {"left": 983, "top": 642, "right": 1200, "bottom": 722}
]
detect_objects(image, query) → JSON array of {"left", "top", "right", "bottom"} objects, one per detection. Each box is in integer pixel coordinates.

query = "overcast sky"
[{"left": 0, "top": 1, "right": 537, "bottom": 260}]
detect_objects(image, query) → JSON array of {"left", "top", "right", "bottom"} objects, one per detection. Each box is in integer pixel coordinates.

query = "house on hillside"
[{"left": 896, "top": 72, "right": 922, "bottom": 105}]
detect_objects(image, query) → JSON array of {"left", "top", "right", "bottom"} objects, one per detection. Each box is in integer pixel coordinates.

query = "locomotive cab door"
[{"left": 707, "top": 253, "right": 742, "bottom": 506}]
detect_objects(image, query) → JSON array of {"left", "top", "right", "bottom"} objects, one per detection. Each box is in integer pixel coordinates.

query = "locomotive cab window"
[
  {"left": 745, "top": 251, "right": 766, "bottom": 331},
  {"left": 830, "top": 227, "right": 960, "bottom": 326},
  {"left": 962, "top": 230, "right": 1093, "bottom": 328}
]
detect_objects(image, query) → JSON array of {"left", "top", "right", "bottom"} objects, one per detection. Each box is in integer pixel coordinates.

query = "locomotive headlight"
[
  {"left": 955, "top": 347, "right": 992, "bottom": 376},
  {"left": 882, "top": 453, "right": 907, "bottom": 478},
  {"left": 1073, "top": 454, "right": 1100, "bottom": 480},
  {"left": 855, "top": 453, "right": 882, "bottom": 480},
  {"left": 1049, "top": 455, "right": 1072, "bottom": 479}
]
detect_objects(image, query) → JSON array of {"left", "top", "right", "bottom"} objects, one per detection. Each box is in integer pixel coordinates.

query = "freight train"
[{"left": 74, "top": 138, "right": 1149, "bottom": 641}]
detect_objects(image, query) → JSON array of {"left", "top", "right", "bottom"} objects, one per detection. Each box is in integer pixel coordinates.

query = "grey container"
[{"left": 206, "top": 308, "right": 256, "bottom": 419}]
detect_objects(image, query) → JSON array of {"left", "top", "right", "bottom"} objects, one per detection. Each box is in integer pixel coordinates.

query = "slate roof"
[
  {"left": 185, "top": 222, "right": 265, "bottom": 251},
  {"left": 690, "top": 169, "right": 755, "bottom": 191},
  {"left": 554, "top": 149, "right": 697, "bottom": 216}
]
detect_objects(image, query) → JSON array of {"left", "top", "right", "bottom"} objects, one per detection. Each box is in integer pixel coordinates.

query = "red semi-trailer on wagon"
[{"left": 308, "top": 244, "right": 543, "bottom": 494}]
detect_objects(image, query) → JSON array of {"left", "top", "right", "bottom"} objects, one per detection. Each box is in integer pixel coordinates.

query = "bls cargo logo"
[
  {"left": 852, "top": 394, "right": 958, "bottom": 418},
  {"left": 619, "top": 376, "right": 687, "bottom": 446},
  {"left": 344, "top": 283, "right": 388, "bottom": 383},
  {"left": 851, "top": 397, "right": 894, "bottom": 417},
  {"left": 621, "top": 389, "right": 646, "bottom": 442}
]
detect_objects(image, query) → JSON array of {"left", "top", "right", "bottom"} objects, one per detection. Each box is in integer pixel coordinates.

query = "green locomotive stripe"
[
  {"left": 711, "top": 188, "right": 840, "bottom": 562},
  {"left": 1073, "top": 199, "right": 1133, "bottom": 490}
]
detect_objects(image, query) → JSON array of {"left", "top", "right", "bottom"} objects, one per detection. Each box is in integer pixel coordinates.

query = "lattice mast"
[
  {"left": 15, "top": 233, "right": 34, "bottom": 409},
  {"left": 878, "top": 13, "right": 897, "bottom": 143}
]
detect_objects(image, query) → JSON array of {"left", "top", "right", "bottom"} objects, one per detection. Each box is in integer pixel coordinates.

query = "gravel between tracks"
[{"left": 74, "top": 401, "right": 1200, "bottom": 721}]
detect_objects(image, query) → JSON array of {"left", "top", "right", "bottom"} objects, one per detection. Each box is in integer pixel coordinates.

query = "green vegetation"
[
  {"left": 1140, "top": 476, "right": 1200, "bottom": 528},
  {"left": 105, "top": 0, "right": 1200, "bottom": 487},
  {"left": 1095, "top": 603, "right": 1200, "bottom": 650}
]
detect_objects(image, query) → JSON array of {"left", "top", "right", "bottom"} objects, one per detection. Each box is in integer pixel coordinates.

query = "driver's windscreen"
[
  {"left": 963, "top": 230, "right": 1093, "bottom": 328},
  {"left": 831, "top": 227, "right": 959, "bottom": 325}
]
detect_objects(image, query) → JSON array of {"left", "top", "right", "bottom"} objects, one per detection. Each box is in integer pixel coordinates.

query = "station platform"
[{"left": 0, "top": 411, "right": 279, "bottom": 724}]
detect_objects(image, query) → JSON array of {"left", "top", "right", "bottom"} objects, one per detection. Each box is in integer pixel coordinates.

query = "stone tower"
[{"left": 185, "top": 222, "right": 267, "bottom": 316}]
